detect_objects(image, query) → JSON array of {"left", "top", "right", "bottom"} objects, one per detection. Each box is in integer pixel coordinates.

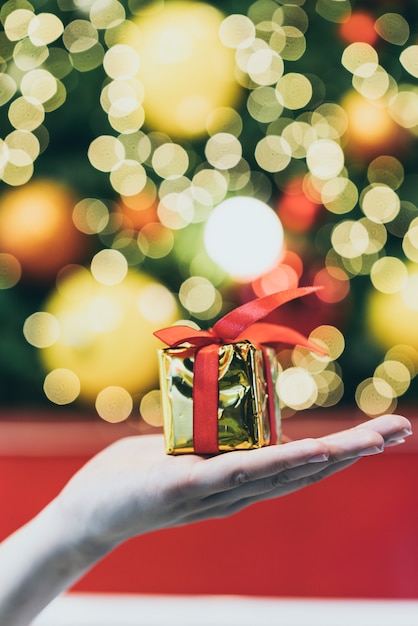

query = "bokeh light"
[
  {"left": 140, "top": 389, "right": 164, "bottom": 427},
  {"left": 1, "top": 0, "right": 417, "bottom": 420},
  {"left": 38, "top": 267, "right": 180, "bottom": 404},
  {"left": 122, "top": 1, "right": 242, "bottom": 139},
  {"left": 366, "top": 263, "right": 418, "bottom": 352},
  {"left": 0, "top": 179, "right": 88, "bottom": 281},
  {"left": 342, "top": 91, "right": 404, "bottom": 156},
  {"left": 95, "top": 386, "right": 134, "bottom": 423},
  {"left": 23, "top": 311, "right": 61, "bottom": 349},
  {"left": 43, "top": 368, "right": 81, "bottom": 406},
  {"left": 339, "top": 11, "right": 378, "bottom": 46},
  {"left": 0, "top": 253, "right": 21, "bottom": 289},
  {"left": 204, "top": 196, "right": 284, "bottom": 281}
]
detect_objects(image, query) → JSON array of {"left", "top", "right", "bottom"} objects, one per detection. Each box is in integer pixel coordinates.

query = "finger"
[
  {"left": 186, "top": 437, "right": 330, "bottom": 498},
  {"left": 317, "top": 426, "right": 386, "bottom": 461},
  {"left": 185, "top": 422, "right": 392, "bottom": 500},
  {"left": 189, "top": 456, "right": 332, "bottom": 510},
  {"left": 353, "top": 414, "right": 412, "bottom": 445},
  {"left": 186, "top": 432, "right": 383, "bottom": 513},
  {"left": 179, "top": 458, "right": 359, "bottom": 524}
]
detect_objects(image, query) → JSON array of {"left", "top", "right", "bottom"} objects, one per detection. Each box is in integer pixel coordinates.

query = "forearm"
[{"left": 0, "top": 500, "right": 110, "bottom": 626}]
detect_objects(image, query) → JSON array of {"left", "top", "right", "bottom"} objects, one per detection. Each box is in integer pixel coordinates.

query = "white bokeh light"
[{"left": 203, "top": 196, "right": 284, "bottom": 281}]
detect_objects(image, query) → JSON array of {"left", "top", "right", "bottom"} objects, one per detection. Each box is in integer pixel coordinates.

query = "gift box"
[
  {"left": 158, "top": 340, "right": 280, "bottom": 454},
  {"left": 154, "top": 287, "right": 324, "bottom": 455}
]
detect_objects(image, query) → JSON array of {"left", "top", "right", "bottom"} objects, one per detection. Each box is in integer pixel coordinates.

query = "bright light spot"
[
  {"left": 23, "top": 311, "right": 60, "bottom": 348},
  {"left": 361, "top": 184, "right": 400, "bottom": 224},
  {"left": 157, "top": 191, "right": 194, "bottom": 230},
  {"left": 331, "top": 220, "right": 370, "bottom": 258},
  {"left": 341, "top": 42, "right": 379, "bottom": 77},
  {"left": 276, "top": 367, "right": 318, "bottom": 410},
  {"left": 386, "top": 345, "right": 418, "bottom": 377},
  {"left": 403, "top": 221, "right": 418, "bottom": 263},
  {"left": 309, "top": 325, "right": 345, "bottom": 360},
  {"left": 88, "top": 135, "right": 125, "bottom": 172},
  {"left": 140, "top": 389, "right": 163, "bottom": 427},
  {"left": 179, "top": 276, "right": 217, "bottom": 314},
  {"left": 321, "top": 177, "right": 358, "bottom": 214},
  {"left": 388, "top": 90, "right": 418, "bottom": 129},
  {"left": 255, "top": 135, "right": 292, "bottom": 173},
  {"left": 204, "top": 196, "right": 284, "bottom": 281},
  {"left": 306, "top": 140, "right": 345, "bottom": 179},
  {"left": 152, "top": 143, "right": 189, "bottom": 179},
  {"left": 43, "top": 368, "right": 80, "bottom": 405},
  {"left": 73, "top": 198, "right": 109, "bottom": 234},
  {"left": 399, "top": 45, "right": 418, "bottom": 78},
  {"left": 95, "top": 386, "right": 133, "bottom": 423},
  {"left": 103, "top": 44, "right": 140, "bottom": 79},
  {"left": 355, "top": 377, "right": 396, "bottom": 416},
  {"left": 219, "top": 14, "right": 256, "bottom": 49},
  {"left": 205, "top": 133, "right": 242, "bottom": 170},
  {"left": 90, "top": 249, "right": 128, "bottom": 286},
  {"left": 370, "top": 256, "right": 408, "bottom": 293},
  {"left": 374, "top": 360, "right": 411, "bottom": 397},
  {"left": 276, "top": 72, "right": 312, "bottom": 109}
]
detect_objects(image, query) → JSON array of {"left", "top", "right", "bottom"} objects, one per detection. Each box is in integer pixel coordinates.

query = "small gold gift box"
[{"left": 158, "top": 340, "right": 280, "bottom": 454}]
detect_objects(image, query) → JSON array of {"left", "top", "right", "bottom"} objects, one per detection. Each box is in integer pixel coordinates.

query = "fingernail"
[
  {"left": 399, "top": 427, "right": 413, "bottom": 437},
  {"left": 385, "top": 428, "right": 412, "bottom": 445},
  {"left": 308, "top": 453, "right": 329, "bottom": 463},
  {"left": 385, "top": 437, "right": 405, "bottom": 447},
  {"left": 359, "top": 445, "right": 384, "bottom": 456}
]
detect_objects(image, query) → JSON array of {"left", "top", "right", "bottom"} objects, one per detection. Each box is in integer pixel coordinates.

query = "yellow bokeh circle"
[
  {"left": 122, "top": 1, "right": 242, "bottom": 139},
  {"left": 40, "top": 267, "right": 179, "bottom": 402},
  {"left": 367, "top": 263, "right": 418, "bottom": 350}
]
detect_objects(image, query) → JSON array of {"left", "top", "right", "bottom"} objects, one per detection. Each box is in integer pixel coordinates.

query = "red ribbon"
[{"left": 154, "top": 287, "right": 324, "bottom": 454}]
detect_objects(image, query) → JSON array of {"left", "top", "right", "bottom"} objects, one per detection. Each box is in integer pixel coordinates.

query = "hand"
[
  {"left": 52, "top": 413, "right": 412, "bottom": 556},
  {"left": 0, "top": 414, "right": 411, "bottom": 626}
]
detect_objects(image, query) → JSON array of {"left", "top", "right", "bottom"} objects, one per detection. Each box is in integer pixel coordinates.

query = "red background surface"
[{"left": 1, "top": 409, "right": 417, "bottom": 599}]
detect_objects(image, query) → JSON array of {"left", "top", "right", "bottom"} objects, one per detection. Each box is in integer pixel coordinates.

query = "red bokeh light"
[
  {"left": 339, "top": 11, "right": 378, "bottom": 46},
  {"left": 314, "top": 266, "right": 350, "bottom": 304},
  {"left": 277, "top": 178, "right": 323, "bottom": 233},
  {"left": 251, "top": 250, "right": 304, "bottom": 297},
  {"left": 117, "top": 186, "right": 159, "bottom": 230}
]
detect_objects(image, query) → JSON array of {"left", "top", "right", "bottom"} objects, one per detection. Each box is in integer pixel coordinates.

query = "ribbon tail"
[{"left": 212, "top": 286, "right": 322, "bottom": 341}]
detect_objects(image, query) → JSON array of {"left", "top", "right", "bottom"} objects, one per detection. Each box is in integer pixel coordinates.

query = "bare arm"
[{"left": 0, "top": 414, "right": 412, "bottom": 626}]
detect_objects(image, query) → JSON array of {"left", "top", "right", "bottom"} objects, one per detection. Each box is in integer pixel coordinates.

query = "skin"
[{"left": 0, "top": 413, "right": 412, "bottom": 626}]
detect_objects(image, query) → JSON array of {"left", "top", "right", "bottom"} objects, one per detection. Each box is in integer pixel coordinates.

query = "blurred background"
[{"left": 1, "top": 0, "right": 418, "bottom": 426}]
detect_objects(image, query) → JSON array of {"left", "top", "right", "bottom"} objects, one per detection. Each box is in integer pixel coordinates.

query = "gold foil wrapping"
[{"left": 158, "top": 340, "right": 281, "bottom": 454}]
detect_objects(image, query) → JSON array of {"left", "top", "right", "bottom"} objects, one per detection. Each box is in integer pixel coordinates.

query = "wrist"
[
  {"left": 0, "top": 500, "right": 110, "bottom": 626},
  {"left": 46, "top": 494, "right": 117, "bottom": 563}
]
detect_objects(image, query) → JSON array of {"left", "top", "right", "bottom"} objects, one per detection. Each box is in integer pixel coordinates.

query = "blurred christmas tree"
[{"left": 0, "top": 0, "right": 417, "bottom": 424}]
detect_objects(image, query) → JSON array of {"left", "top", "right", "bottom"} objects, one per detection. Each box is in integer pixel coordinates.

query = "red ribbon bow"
[{"left": 154, "top": 286, "right": 324, "bottom": 454}]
